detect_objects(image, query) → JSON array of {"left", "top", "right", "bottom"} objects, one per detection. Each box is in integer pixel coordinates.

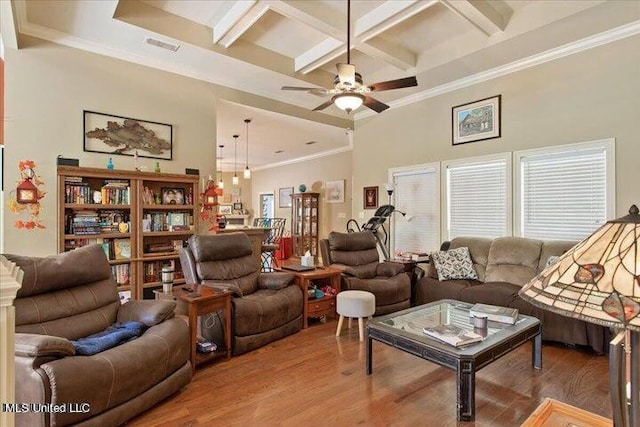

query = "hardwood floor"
[{"left": 127, "top": 318, "right": 611, "bottom": 426}]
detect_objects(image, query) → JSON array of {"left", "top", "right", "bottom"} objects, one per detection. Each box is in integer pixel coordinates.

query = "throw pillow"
[
  {"left": 545, "top": 255, "right": 560, "bottom": 268},
  {"left": 430, "top": 247, "right": 479, "bottom": 281}
]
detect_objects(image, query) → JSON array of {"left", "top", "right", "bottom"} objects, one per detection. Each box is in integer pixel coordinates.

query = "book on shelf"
[
  {"left": 422, "top": 324, "right": 484, "bottom": 347},
  {"left": 114, "top": 238, "right": 132, "bottom": 259},
  {"left": 469, "top": 303, "right": 518, "bottom": 325}
]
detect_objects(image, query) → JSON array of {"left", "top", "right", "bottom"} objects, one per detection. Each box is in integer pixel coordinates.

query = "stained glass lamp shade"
[{"left": 519, "top": 204, "right": 639, "bottom": 427}]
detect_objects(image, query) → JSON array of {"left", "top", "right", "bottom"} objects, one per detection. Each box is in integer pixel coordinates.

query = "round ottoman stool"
[{"left": 335, "top": 290, "right": 376, "bottom": 341}]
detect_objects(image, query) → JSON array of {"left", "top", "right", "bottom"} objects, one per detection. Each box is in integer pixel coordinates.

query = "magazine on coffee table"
[
  {"left": 422, "top": 324, "right": 484, "bottom": 347},
  {"left": 469, "top": 303, "right": 518, "bottom": 325}
]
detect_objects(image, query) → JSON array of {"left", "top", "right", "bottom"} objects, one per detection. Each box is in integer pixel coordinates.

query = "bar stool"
[
  {"left": 335, "top": 290, "right": 376, "bottom": 341},
  {"left": 253, "top": 217, "right": 286, "bottom": 272}
]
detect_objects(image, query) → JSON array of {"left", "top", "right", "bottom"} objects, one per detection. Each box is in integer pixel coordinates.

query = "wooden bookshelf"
[{"left": 57, "top": 166, "right": 199, "bottom": 299}]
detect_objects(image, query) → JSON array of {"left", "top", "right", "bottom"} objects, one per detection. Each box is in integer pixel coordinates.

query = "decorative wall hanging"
[
  {"left": 84, "top": 110, "right": 173, "bottom": 160},
  {"left": 364, "top": 186, "right": 378, "bottom": 209},
  {"left": 325, "top": 180, "right": 345, "bottom": 203},
  {"left": 8, "top": 160, "right": 46, "bottom": 230},
  {"left": 452, "top": 95, "right": 501, "bottom": 145},
  {"left": 279, "top": 187, "right": 293, "bottom": 208}
]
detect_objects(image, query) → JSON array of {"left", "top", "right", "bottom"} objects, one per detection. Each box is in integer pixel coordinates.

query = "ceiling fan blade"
[
  {"left": 363, "top": 96, "right": 389, "bottom": 113},
  {"left": 282, "top": 86, "right": 332, "bottom": 97},
  {"left": 312, "top": 100, "right": 335, "bottom": 111},
  {"left": 336, "top": 63, "right": 356, "bottom": 87},
  {"left": 368, "top": 76, "right": 417, "bottom": 92}
]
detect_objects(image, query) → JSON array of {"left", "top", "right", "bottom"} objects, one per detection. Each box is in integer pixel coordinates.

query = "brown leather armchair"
[
  {"left": 179, "top": 232, "right": 303, "bottom": 355},
  {"left": 4, "top": 244, "right": 191, "bottom": 427},
  {"left": 320, "top": 231, "right": 411, "bottom": 316}
]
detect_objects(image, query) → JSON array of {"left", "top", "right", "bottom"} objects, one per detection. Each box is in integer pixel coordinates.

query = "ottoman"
[{"left": 335, "top": 290, "right": 376, "bottom": 341}]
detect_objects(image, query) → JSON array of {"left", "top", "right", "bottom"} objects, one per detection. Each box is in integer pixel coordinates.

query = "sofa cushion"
[
  {"left": 449, "top": 237, "right": 492, "bottom": 281},
  {"left": 484, "top": 237, "right": 542, "bottom": 286},
  {"left": 233, "top": 285, "right": 302, "bottom": 336},
  {"left": 431, "top": 247, "right": 479, "bottom": 281},
  {"left": 414, "top": 277, "right": 475, "bottom": 305},
  {"left": 457, "top": 281, "right": 521, "bottom": 307}
]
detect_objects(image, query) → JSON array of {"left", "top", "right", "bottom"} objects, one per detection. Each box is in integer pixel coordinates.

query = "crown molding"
[{"left": 356, "top": 19, "right": 640, "bottom": 120}]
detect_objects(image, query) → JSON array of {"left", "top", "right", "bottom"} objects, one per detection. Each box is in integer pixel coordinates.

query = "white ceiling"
[{"left": 5, "top": 0, "right": 640, "bottom": 170}]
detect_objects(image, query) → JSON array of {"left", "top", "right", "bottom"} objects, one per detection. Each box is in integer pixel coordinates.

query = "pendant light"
[
  {"left": 232, "top": 134, "right": 239, "bottom": 185},
  {"left": 244, "top": 118, "right": 251, "bottom": 179},
  {"left": 217, "top": 144, "right": 224, "bottom": 189}
]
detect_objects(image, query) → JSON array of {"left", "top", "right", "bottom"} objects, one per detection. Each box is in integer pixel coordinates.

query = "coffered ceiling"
[{"left": 4, "top": 0, "right": 639, "bottom": 169}]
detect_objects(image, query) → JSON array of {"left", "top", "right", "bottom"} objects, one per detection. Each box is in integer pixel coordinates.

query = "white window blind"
[
  {"left": 446, "top": 158, "right": 508, "bottom": 240},
  {"left": 392, "top": 166, "right": 439, "bottom": 255},
  {"left": 519, "top": 144, "right": 610, "bottom": 240}
]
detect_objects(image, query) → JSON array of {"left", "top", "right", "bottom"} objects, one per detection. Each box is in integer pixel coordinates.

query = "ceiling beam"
[
  {"left": 216, "top": 1, "right": 269, "bottom": 48},
  {"left": 441, "top": 0, "right": 511, "bottom": 36},
  {"left": 293, "top": 0, "right": 438, "bottom": 73},
  {"left": 212, "top": 0, "right": 257, "bottom": 44}
]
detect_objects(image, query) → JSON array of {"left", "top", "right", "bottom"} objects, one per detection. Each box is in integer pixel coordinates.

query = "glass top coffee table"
[{"left": 366, "top": 299, "right": 542, "bottom": 421}]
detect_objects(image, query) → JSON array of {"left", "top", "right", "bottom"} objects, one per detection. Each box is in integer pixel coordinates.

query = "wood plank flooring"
[{"left": 127, "top": 318, "right": 611, "bottom": 426}]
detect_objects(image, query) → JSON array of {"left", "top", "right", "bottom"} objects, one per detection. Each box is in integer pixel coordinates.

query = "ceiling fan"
[{"left": 281, "top": 0, "right": 418, "bottom": 114}]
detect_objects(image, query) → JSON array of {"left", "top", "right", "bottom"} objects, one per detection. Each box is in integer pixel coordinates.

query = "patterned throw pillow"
[
  {"left": 430, "top": 247, "right": 479, "bottom": 281},
  {"left": 545, "top": 255, "right": 560, "bottom": 268}
]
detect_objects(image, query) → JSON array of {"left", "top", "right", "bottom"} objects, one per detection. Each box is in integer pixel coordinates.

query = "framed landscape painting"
[
  {"left": 279, "top": 187, "right": 293, "bottom": 208},
  {"left": 326, "top": 180, "right": 345, "bottom": 203},
  {"left": 452, "top": 95, "right": 501, "bottom": 145}
]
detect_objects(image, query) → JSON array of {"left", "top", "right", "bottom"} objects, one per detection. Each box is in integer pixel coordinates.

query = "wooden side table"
[
  {"left": 280, "top": 266, "right": 342, "bottom": 328},
  {"left": 155, "top": 284, "right": 232, "bottom": 372}
]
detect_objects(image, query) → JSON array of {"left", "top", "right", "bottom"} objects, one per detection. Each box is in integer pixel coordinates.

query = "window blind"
[
  {"left": 446, "top": 159, "right": 507, "bottom": 239},
  {"left": 520, "top": 146, "right": 608, "bottom": 240},
  {"left": 392, "top": 167, "right": 439, "bottom": 255}
]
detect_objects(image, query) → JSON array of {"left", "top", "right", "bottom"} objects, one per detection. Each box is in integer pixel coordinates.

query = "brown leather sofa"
[
  {"left": 320, "top": 231, "right": 411, "bottom": 316},
  {"left": 5, "top": 244, "right": 192, "bottom": 427},
  {"left": 179, "top": 232, "right": 303, "bottom": 355},
  {"left": 415, "top": 236, "right": 610, "bottom": 353}
]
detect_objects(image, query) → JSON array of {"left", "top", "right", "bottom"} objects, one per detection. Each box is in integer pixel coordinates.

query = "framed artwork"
[
  {"left": 223, "top": 193, "right": 232, "bottom": 203},
  {"left": 161, "top": 188, "right": 184, "bottom": 205},
  {"left": 83, "top": 110, "right": 173, "bottom": 160},
  {"left": 326, "top": 179, "right": 345, "bottom": 203},
  {"left": 452, "top": 95, "right": 501, "bottom": 145},
  {"left": 363, "top": 186, "right": 378, "bottom": 209},
  {"left": 232, "top": 187, "right": 241, "bottom": 196},
  {"left": 219, "top": 205, "right": 233, "bottom": 215},
  {"left": 279, "top": 187, "right": 293, "bottom": 208},
  {"left": 233, "top": 202, "right": 243, "bottom": 210}
]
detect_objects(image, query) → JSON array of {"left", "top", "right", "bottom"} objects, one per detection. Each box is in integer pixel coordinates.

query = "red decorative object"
[
  {"left": 200, "top": 178, "right": 221, "bottom": 231},
  {"left": 17, "top": 177, "right": 38, "bottom": 204}
]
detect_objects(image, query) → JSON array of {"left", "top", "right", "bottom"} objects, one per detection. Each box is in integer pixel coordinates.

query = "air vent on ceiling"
[
  {"left": 305, "top": 141, "right": 317, "bottom": 145},
  {"left": 275, "top": 150, "right": 284, "bottom": 154},
  {"left": 145, "top": 37, "right": 180, "bottom": 52}
]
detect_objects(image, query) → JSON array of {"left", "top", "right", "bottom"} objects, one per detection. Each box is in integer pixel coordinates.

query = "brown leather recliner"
[
  {"left": 179, "top": 232, "right": 303, "bottom": 355},
  {"left": 5, "top": 244, "right": 192, "bottom": 427},
  {"left": 320, "top": 231, "right": 411, "bottom": 316}
]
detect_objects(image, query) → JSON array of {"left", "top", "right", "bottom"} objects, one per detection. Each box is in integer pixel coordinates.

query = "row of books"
[
  {"left": 142, "top": 212, "right": 192, "bottom": 232},
  {"left": 65, "top": 237, "right": 131, "bottom": 260},
  {"left": 111, "top": 264, "right": 130, "bottom": 285},
  {"left": 65, "top": 210, "right": 131, "bottom": 235},
  {"left": 64, "top": 178, "right": 130, "bottom": 205}
]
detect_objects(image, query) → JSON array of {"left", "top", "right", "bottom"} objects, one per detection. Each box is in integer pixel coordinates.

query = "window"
[
  {"left": 390, "top": 163, "right": 440, "bottom": 256},
  {"left": 515, "top": 139, "right": 615, "bottom": 240},
  {"left": 443, "top": 154, "right": 511, "bottom": 240}
]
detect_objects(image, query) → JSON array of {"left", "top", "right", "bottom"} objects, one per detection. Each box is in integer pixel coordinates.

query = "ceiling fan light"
[{"left": 333, "top": 93, "right": 364, "bottom": 113}]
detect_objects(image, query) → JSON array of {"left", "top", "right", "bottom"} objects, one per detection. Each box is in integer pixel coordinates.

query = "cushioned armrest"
[
  {"left": 258, "top": 272, "right": 294, "bottom": 290},
  {"left": 116, "top": 300, "right": 176, "bottom": 327},
  {"left": 15, "top": 333, "right": 75, "bottom": 358},
  {"left": 376, "top": 262, "right": 405, "bottom": 277},
  {"left": 343, "top": 264, "right": 377, "bottom": 279}
]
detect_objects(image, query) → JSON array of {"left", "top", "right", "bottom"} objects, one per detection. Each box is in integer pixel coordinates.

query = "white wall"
[{"left": 353, "top": 34, "right": 640, "bottom": 220}]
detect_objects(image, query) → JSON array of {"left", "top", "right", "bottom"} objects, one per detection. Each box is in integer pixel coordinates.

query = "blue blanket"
[{"left": 72, "top": 321, "right": 147, "bottom": 356}]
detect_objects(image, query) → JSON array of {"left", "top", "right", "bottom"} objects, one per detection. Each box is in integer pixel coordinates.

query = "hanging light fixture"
[
  {"left": 217, "top": 144, "right": 224, "bottom": 189},
  {"left": 232, "top": 134, "right": 239, "bottom": 185},
  {"left": 244, "top": 118, "right": 251, "bottom": 179}
]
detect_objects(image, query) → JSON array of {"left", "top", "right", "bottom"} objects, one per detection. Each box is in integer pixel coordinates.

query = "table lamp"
[{"left": 519, "top": 205, "right": 639, "bottom": 427}]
